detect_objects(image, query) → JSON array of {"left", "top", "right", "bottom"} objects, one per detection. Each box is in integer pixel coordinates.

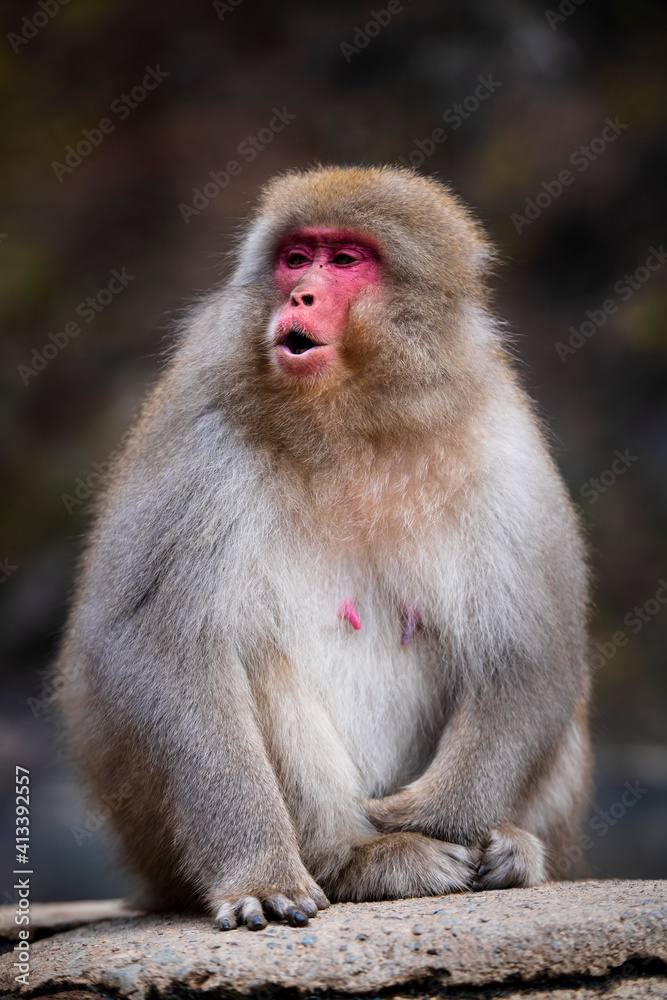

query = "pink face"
[{"left": 270, "top": 227, "right": 382, "bottom": 380}]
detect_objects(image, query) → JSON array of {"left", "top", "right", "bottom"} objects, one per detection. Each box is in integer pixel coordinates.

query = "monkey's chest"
[{"left": 294, "top": 586, "right": 446, "bottom": 797}]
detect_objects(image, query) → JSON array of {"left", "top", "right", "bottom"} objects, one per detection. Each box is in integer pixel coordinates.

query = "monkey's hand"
[
  {"left": 471, "top": 824, "right": 547, "bottom": 890},
  {"left": 211, "top": 864, "right": 330, "bottom": 931},
  {"left": 327, "top": 832, "right": 478, "bottom": 902},
  {"left": 364, "top": 789, "right": 422, "bottom": 834},
  {"left": 366, "top": 796, "right": 548, "bottom": 891}
]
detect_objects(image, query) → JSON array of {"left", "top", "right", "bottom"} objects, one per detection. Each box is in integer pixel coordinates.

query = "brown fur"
[{"left": 55, "top": 166, "right": 591, "bottom": 929}]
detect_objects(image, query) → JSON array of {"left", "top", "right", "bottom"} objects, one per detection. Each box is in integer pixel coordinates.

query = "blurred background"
[{"left": 1, "top": 0, "right": 665, "bottom": 906}]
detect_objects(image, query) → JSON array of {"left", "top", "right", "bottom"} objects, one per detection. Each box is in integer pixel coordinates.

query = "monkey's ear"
[{"left": 232, "top": 215, "right": 278, "bottom": 287}]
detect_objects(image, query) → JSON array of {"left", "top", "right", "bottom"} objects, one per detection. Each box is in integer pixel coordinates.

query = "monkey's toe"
[
  {"left": 265, "top": 892, "right": 311, "bottom": 926},
  {"left": 475, "top": 824, "right": 547, "bottom": 890},
  {"left": 212, "top": 881, "right": 330, "bottom": 931},
  {"left": 213, "top": 901, "right": 238, "bottom": 930}
]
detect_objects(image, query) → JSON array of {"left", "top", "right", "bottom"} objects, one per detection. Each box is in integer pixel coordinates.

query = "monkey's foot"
[
  {"left": 212, "top": 880, "right": 330, "bottom": 931},
  {"left": 472, "top": 823, "right": 547, "bottom": 890},
  {"left": 325, "top": 832, "right": 477, "bottom": 903}
]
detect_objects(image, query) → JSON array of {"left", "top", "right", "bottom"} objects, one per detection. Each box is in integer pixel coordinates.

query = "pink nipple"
[
  {"left": 401, "top": 604, "right": 421, "bottom": 646},
  {"left": 339, "top": 598, "right": 361, "bottom": 631}
]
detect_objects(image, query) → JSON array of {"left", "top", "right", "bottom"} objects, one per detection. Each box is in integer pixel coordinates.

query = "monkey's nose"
[{"left": 290, "top": 291, "right": 315, "bottom": 307}]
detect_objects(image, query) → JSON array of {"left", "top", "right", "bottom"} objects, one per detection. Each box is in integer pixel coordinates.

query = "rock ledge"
[{"left": 0, "top": 879, "right": 665, "bottom": 999}]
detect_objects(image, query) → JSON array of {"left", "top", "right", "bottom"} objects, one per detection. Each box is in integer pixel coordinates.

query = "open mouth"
[{"left": 278, "top": 328, "right": 319, "bottom": 355}]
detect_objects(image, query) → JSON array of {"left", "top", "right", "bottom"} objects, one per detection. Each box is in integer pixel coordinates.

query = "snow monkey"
[{"left": 56, "top": 166, "right": 591, "bottom": 931}]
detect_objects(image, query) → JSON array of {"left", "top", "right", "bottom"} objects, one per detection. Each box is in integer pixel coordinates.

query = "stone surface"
[{"left": 0, "top": 880, "right": 665, "bottom": 998}]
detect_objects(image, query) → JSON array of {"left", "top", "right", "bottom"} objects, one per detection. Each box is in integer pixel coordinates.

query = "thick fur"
[{"left": 56, "top": 166, "right": 591, "bottom": 926}]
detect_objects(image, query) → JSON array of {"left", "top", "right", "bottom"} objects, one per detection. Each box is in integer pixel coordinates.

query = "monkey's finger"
[
  {"left": 285, "top": 906, "right": 309, "bottom": 927},
  {"left": 441, "top": 841, "right": 480, "bottom": 877},
  {"left": 265, "top": 893, "right": 310, "bottom": 926},
  {"left": 213, "top": 902, "right": 238, "bottom": 931},
  {"left": 238, "top": 896, "right": 267, "bottom": 931},
  {"left": 468, "top": 845, "right": 483, "bottom": 869},
  {"left": 309, "top": 885, "right": 331, "bottom": 910},
  {"left": 292, "top": 895, "right": 318, "bottom": 917},
  {"left": 475, "top": 826, "right": 547, "bottom": 890}
]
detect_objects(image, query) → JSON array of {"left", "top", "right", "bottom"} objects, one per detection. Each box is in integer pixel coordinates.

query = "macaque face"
[{"left": 270, "top": 228, "right": 382, "bottom": 380}]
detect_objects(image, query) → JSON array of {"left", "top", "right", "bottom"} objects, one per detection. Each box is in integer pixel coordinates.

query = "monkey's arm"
[
  {"left": 365, "top": 648, "right": 589, "bottom": 887},
  {"left": 365, "top": 413, "right": 591, "bottom": 887},
  {"left": 367, "top": 674, "right": 550, "bottom": 837},
  {"left": 59, "top": 391, "right": 329, "bottom": 929}
]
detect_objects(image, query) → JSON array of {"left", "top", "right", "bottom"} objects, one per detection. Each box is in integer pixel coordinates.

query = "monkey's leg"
[
  {"left": 67, "top": 643, "right": 329, "bottom": 930},
  {"left": 364, "top": 678, "right": 589, "bottom": 890}
]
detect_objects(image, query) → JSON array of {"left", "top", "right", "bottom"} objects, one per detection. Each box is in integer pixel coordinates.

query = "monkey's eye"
[
  {"left": 332, "top": 252, "right": 358, "bottom": 266},
  {"left": 286, "top": 251, "right": 311, "bottom": 268}
]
